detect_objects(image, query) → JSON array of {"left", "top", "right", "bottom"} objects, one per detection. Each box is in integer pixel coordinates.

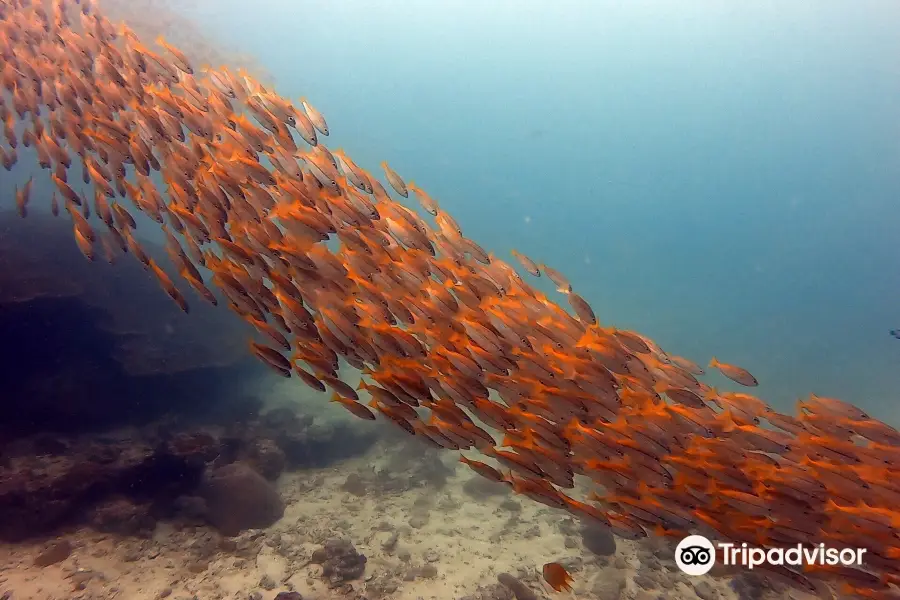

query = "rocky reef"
[
  {"left": 0, "top": 409, "right": 379, "bottom": 542},
  {"left": 0, "top": 212, "right": 255, "bottom": 437},
  {"left": 0, "top": 213, "right": 381, "bottom": 542}
]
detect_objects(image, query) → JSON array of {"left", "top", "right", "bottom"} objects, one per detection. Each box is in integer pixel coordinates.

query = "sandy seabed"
[{"left": 0, "top": 433, "right": 814, "bottom": 600}]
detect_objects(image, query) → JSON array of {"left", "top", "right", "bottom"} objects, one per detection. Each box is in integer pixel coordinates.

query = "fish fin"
[{"left": 719, "top": 410, "right": 738, "bottom": 433}]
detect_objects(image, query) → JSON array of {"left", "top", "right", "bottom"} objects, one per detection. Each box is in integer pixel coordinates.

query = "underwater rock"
[
  {"left": 382, "top": 439, "right": 455, "bottom": 490},
  {"left": 0, "top": 213, "right": 256, "bottom": 438},
  {"left": 691, "top": 580, "right": 720, "bottom": 600},
  {"left": 632, "top": 573, "right": 658, "bottom": 591},
  {"left": 339, "top": 449, "right": 452, "bottom": 501},
  {"left": 0, "top": 429, "right": 217, "bottom": 542},
  {"left": 89, "top": 497, "right": 156, "bottom": 536},
  {"left": 273, "top": 593, "right": 302, "bottom": 600},
  {"left": 32, "top": 539, "right": 72, "bottom": 567},
  {"left": 522, "top": 525, "right": 541, "bottom": 539},
  {"left": 381, "top": 531, "right": 400, "bottom": 551},
  {"left": 464, "top": 582, "right": 515, "bottom": 600},
  {"left": 556, "top": 517, "right": 579, "bottom": 537},
  {"left": 262, "top": 416, "right": 379, "bottom": 470},
  {"left": 496, "top": 574, "right": 537, "bottom": 600},
  {"left": 406, "top": 564, "right": 438, "bottom": 580},
  {"left": 0, "top": 403, "right": 380, "bottom": 541},
  {"left": 198, "top": 462, "right": 284, "bottom": 536},
  {"left": 421, "top": 564, "right": 439, "bottom": 578},
  {"left": 580, "top": 521, "right": 617, "bottom": 556},
  {"left": 556, "top": 556, "right": 584, "bottom": 572},
  {"left": 310, "top": 538, "right": 367, "bottom": 584},
  {"left": 241, "top": 438, "right": 286, "bottom": 481},
  {"left": 423, "top": 549, "right": 441, "bottom": 563},
  {"left": 170, "top": 495, "right": 208, "bottom": 525},
  {"left": 365, "top": 574, "right": 400, "bottom": 597},
  {"left": 341, "top": 473, "right": 368, "bottom": 496},
  {"left": 408, "top": 514, "right": 429, "bottom": 529},
  {"left": 728, "top": 573, "right": 770, "bottom": 600},
  {"left": 590, "top": 566, "right": 627, "bottom": 600}
]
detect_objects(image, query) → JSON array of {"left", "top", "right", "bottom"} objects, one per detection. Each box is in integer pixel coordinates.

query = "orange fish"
[
  {"left": 709, "top": 356, "right": 758, "bottom": 387},
  {"left": 542, "top": 562, "right": 574, "bottom": 593}
]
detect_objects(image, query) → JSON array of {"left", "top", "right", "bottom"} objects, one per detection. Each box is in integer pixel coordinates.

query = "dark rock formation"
[
  {"left": 198, "top": 462, "right": 284, "bottom": 536},
  {"left": 242, "top": 438, "right": 285, "bottom": 481},
  {"left": 0, "top": 408, "right": 378, "bottom": 542},
  {"left": 32, "top": 539, "right": 72, "bottom": 567},
  {"left": 89, "top": 497, "right": 157, "bottom": 536},
  {"left": 0, "top": 214, "right": 383, "bottom": 542},
  {"left": 0, "top": 431, "right": 217, "bottom": 542},
  {"left": 496, "top": 574, "right": 537, "bottom": 600},
  {"left": 0, "top": 212, "right": 257, "bottom": 438},
  {"left": 311, "top": 538, "right": 367, "bottom": 585}
]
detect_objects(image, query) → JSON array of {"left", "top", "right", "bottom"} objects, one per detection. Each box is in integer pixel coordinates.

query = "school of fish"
[{"left": 1, "top": 1, "right": 898, "bottom": 598}]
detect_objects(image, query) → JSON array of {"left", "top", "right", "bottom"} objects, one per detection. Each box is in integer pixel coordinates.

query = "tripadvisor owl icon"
[{"left": 675, "top": 535, "right": 716, "bottom": 576}]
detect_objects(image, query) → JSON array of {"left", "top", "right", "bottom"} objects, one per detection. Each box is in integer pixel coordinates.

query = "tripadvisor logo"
[
  {"left": 676, "top": 535, "right": 716, "bottom": 576},
  {"left": 675, "top": 535, "right": 867, "bottom": 576}
]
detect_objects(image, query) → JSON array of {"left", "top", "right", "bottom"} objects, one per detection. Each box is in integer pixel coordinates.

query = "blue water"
[
  {"left": 176, "top": 0, "right": 900, "bottom": 419},
  {"left": 12, "top": 1, "right": 900, "bottom": 420}
]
